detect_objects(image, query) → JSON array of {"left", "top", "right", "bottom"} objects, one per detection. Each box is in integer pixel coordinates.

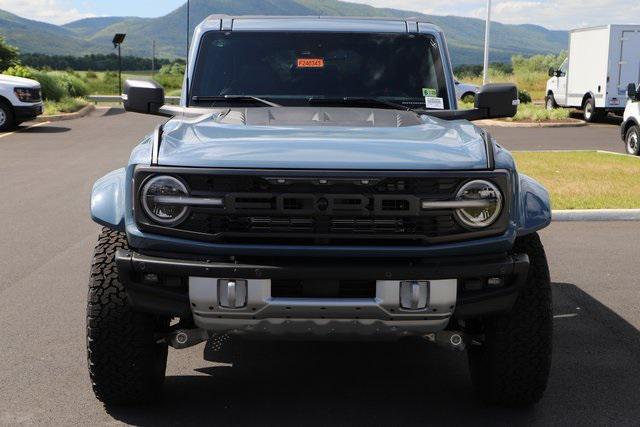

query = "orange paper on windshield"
[{"left": 297, "top": 58, "right": 325, "bottom": 68}]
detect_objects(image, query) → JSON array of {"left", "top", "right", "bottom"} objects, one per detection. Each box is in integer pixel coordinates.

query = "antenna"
[{"left": 185, "top": 0, "right": 190, "bottom": 107}]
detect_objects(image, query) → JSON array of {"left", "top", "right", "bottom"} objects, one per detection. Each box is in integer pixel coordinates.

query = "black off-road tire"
[
  {"left": 467, "top": 233, "right": 552, "bottom": 406},
  {"left": 0, "top": 101, "right": 15, "bottom": 132},
  {"left": 87, "top": 227, "right": 169, "bottom": 406}
]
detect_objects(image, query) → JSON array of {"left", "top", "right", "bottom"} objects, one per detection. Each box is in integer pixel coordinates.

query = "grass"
[
  {"left": 508, "top": 103, "right": 570, "bottom": 122},
  {"left": 79, "top": 71, "right": 155, "bottom": 95},
  {"left": 459, "top": 100, "right": 570, "bottom": 122},
  {"left": 44, "top": 97, "right": 88, "bottom": 115},
  {"left": 513, "top": 151, "right": 640, "bottom": 209}
]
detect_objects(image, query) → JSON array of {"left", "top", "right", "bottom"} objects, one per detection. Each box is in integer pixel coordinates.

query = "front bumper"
[
  {"left": 116, "top": 250, "right": 529, "bottom": 337},
  {"left": 14, "top": 103, "right": 44, "bottom": 122}
]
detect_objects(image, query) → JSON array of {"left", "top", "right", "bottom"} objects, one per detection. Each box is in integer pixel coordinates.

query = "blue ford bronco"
[{"left": 88, "top": 16, "right": 553, "bottom": 407}]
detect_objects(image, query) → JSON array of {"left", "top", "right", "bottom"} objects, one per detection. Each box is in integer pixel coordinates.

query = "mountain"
[
  {"left": 0, "top": 0, "right": 568, "bottom": 65},
  {"left": 63, "top": 17, "right": 144, "bottom": 38},
  {"left": 0, "top": 9, "right": 94, "bottom": 55}
]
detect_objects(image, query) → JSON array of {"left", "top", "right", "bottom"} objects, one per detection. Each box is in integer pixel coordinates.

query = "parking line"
[
  {"left": 0, "top": 121, "right": 52, "bottom": 139},
  {"left": 554, "top": 313, "right": 579, "bottom": 319}
]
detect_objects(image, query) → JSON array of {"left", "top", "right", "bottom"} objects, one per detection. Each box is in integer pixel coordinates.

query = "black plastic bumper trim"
[
  {"left": 115, "top": 249, "right": 529, "bottom": 318},
  {"left": 14, "top": 104, "right": 43, "bottom": 121}
]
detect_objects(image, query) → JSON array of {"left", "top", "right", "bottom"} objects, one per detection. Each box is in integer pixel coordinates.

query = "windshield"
[{"left": 190, "top": 31, "right": 450, "bottom": 109}]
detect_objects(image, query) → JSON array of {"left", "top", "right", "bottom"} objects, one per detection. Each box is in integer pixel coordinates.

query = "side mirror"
[
  {"left": 123, "top": 79, "right": 165, "bottom": 115},
  {"left": 474, "top": 83, "right": 518, "bottom": 119},
  {"left": 627, "top": 83, "right": 638, "bottom": 100},
  {"left": 548, "top": 67, "right": 556, "bottom": 77}
]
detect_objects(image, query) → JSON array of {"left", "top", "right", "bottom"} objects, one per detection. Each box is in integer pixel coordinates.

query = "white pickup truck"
[{"left": 0, "top": 74, "right": 44, "bottom": 131}]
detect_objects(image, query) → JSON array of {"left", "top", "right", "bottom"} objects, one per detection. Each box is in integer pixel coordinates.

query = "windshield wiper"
[
  {"left": 307, "top": 97, "right": 411, "bottom": 111},
  {"left": 191, "top": 95, "right": 281, "bottom": 107}
]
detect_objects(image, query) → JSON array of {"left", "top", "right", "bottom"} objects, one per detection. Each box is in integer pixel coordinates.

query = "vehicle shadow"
[
  {"left": 20, "top": 124, "right": 70, "bottom": 133},
  {"left": 569, "top": 110, "right": 623, "bottom": 125},
  {"left": 106, "top": 283, "right": 640, "bottom": 426},
  {"left": 99, "top": 107, "right": 126, "bottom": 117}
]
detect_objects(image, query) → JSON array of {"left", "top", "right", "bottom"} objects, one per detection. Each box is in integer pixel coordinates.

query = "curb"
[
  {"left": 477, "top": 118, "right": 586, "bottom": 128},
  {"left": 33, "top": 104, "right": 95, "bottom": 123},
  {"left": 553, "top": 209, "right": 640, "bottom": 221}
]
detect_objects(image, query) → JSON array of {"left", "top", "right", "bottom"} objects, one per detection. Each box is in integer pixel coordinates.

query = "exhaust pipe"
[{"left": 167, "top": 328, "right": 209, "bottom": 349}]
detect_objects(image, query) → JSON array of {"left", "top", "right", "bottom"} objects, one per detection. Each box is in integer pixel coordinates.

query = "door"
[
  {"left": 618, "top": 30, "right": 640, "bottom": 100},
  {"left": 555, "top": 58, "right": 569, "bottom": 105}
]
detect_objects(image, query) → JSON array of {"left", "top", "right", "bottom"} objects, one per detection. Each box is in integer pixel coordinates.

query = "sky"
[{"left": 0, "top": 0, "right": 639, "bottom": 30}]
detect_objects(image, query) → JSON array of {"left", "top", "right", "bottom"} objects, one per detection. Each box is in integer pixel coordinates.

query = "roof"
[{"left": 196, "top": 15, "right": 441, "bottom": 34}]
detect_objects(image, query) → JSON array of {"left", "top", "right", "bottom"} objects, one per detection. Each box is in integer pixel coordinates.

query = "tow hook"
[
  {"left": 426, "top": 331, "right": 467, "bottom": 351},
  {"left": 166, "top": 329, "right": 209, "bottom": 349}
]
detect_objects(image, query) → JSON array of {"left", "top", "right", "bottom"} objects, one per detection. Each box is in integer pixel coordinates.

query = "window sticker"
[
  {"left": 425, "top": 97, "right": 445, "bottom": 110},
  {"left": 422, "top": 88, "right": 438, "bottom": 97},
  {"left": 297, "top": 58, "right": 325, "bottom": 68}
]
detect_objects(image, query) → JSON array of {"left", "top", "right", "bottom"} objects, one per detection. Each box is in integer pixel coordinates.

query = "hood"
[
  {"left": 0, "top": 74, "right": 40, "bottom": 88},
  {"left": 158, "top": 107, "right": 490, "bottom": 170}
]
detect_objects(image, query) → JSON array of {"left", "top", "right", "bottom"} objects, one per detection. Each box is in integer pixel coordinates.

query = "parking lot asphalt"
[
  {"left": 1, "top": 110, "right": 638, "bottom": 425},
  {"left": 487, "top": 123, "right": 626, "bottom": 153}
]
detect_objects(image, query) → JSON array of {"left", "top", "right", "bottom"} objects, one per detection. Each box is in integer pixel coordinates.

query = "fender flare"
[
  {"left": 582, "top": 91, "right": 597, "bottom": 109},
  {"left": 516, "top": 173, "right": 552, "bottom": 237},
  {"left": 90, "top": 168, "right": 127, "bottom": 231}
]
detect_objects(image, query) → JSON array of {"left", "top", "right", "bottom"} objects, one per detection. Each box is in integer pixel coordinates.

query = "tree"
[{"left": 0, "top": 36, "right": 19, "bottom": 72}]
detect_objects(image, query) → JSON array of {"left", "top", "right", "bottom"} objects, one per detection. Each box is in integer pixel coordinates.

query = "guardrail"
[{"left": 88, "top": 95, "right": 180, "bottom": 105}]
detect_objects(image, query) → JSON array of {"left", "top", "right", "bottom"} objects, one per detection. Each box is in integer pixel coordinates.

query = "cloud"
[
  {"left": 0, "top": 0, "right": 95, "bottom": 25},
  {"left": 347, "top": 0, "right": 640, "bottom": 30},
  {"left": 2, "top": 0, "right": 640, "bottom": 29}
]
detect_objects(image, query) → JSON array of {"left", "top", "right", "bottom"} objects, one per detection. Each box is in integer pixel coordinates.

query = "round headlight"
[
  {"left": 454, "top": 180, "right": 503, "bottom": 228},
  {"left": 141, "top": 175, "right": 190, "bottom": 226}
]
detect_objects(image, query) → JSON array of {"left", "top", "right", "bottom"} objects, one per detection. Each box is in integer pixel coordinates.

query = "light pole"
[
  {"left": 151, "top": 40, "right": 156, "bottom": 78},
  {"left": 482, "top": 0, "right": 492, "bottom": 85},
  {"left": 112, "top": 33, "right": 126, "bottom": 97}
]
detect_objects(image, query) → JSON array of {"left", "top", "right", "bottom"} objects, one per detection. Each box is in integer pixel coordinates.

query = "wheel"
[
  {"left": 0, "top": 101, "right": 15, "bottom": 132},
  {"left": 545, "top": 94, "right": 557, "bottom": 110},
  {"left": 467, "top": 233, "right": 552, "bottom": 406},
  {"left": 583, "top": 97, "right": 602, "bottom": 122},
  {"left": 626, "top": 125, "right": 640, "bottom": 156},
  {"left": 87, "top": 227, "right": 169, "bottom": 405}
]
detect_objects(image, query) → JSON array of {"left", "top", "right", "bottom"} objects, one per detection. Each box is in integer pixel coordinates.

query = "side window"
[{"left": 559, "top": 59, "right": 568, "bottom": 77}]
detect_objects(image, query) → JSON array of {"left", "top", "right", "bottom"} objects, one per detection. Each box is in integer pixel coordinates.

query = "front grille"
[
  {"left": 180, "top": 214, "right": 458, "bottom": 236},
  {"left": 134, "top": 169, "right": 510, "bottom": 246}
]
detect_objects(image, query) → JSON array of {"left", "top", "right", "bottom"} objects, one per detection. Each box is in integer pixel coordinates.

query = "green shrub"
[
  {"left": 154, "top": 73, "right": 183, "bottom": 90},
  {"left": 510, "top": 103, "right": 570, "bottom": 122},
  {"left": 4, "top": 64, "right": 33, "bottom": 78},
  {"left": 518, "top": 90, "right": 532, "bottom": 104},
  {"left": 512, "top": 52, "right": 567, "bottom": 74},
  {"left": 159, "top": 62, "right": 185, "bottom": 76},
  {"left": 49, "top": 71, "right": 89, "bottom": 97},
  {"left": 102, "top": 71, "right": 118, "bottom": 86},
  {"left": 0, "top": 36, "right": 19, "bottom": 71},
  {"left": 85, "top": 70, "right": 97, "bottom": 79},
  {"left": 155, "top": 61, "right": 185, "bottom": 90},
  {"left": 30, "top": 71, "right": 66, "bottom": 101},
  {"left": 44, "top": 97, "right": 88, "bottom": 115},
  {"left": 461, "top": 93, "right": 476, "bottom": 103}
]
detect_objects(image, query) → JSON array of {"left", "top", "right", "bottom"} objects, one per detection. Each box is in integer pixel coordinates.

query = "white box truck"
[{"left": 546, "top": 25, "right": 640, "bottom": 122}]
